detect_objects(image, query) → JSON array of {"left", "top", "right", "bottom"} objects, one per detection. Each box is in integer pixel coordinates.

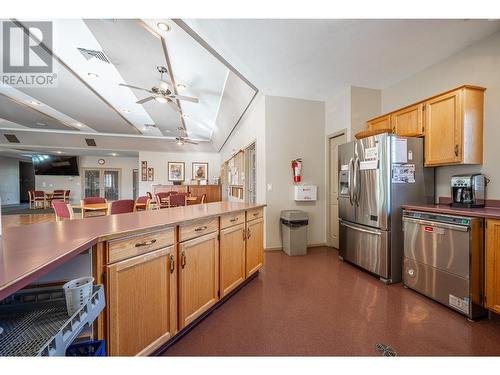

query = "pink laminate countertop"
[
  {"left": 0, "top": 202, "right": 265, "bottom": 301},
  {"left": 402, "top": 204, "right": 500, "bottom": 219}
]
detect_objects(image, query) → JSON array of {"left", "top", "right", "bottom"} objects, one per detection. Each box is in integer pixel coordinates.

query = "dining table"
[{"left": 71, "top": 202, "right": 109, "bottom": 218}]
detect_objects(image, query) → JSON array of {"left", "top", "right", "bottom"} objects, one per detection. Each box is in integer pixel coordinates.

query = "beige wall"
[
  {"left": 265, "top": 95, "right": 326, "bottom": 249},
  {"left": 138, "top": 151, "right": 221, "bottom": 196},
  {"left": 381, "top": 31, "right": 500, "bottom": 200},
  {"left": 0, "top": 156, "right": 20, "bottom": 205},
  {"left": 219, "top": 94, "right": 266, "bottom": 204}
]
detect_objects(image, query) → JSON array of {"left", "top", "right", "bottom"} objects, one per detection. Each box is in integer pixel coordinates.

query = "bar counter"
[{"left": 0, "top": 202, "right": 265, "bottom": 301}]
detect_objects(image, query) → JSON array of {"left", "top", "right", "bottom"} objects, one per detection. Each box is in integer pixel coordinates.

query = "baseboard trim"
[{"left": 265, "top": 243, "right": 328, "bottom": 252}]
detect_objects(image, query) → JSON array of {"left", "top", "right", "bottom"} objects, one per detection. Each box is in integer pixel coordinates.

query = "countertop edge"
[{"left": 401, "top": 204, "right": 500, "bottom": 220}]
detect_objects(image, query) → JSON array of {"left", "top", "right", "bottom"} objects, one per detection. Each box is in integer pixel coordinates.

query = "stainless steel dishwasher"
[{"left": 402, "top": 210, "right": 487, "bottom": 319}]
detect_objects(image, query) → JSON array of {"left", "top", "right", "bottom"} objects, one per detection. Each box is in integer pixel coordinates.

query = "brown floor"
[{"left": 163, "top": 247, "right": 500, "bottom": 356}]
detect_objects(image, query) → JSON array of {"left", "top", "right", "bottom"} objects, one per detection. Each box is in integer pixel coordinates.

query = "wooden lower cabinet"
[
  {"left": 106, "top": 246, "right": 177, "bottom": 356},
  {"left": 486, "top": 219, "right": 500, "bottom": 314},
  {"left": 245, "top": 218, "right": 264, "bottom": 277},
  {"left": 220, "top": 223, "right": 246, "bottom": 297},
  {"left": 178, "top": 232, "right": 219, "bottom": 329}
]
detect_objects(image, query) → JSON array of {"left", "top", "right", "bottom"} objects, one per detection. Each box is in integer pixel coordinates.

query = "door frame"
[
  {"left": 82, "top": 167, "right": 122, "bottom": 200},
  {"left": 325, "top": 129, "right": 347, "bottom": 249}
]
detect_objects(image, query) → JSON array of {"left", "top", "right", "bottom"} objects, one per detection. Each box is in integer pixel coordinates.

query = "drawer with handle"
[
  {"left": 246, "top": 207, "right": 263, "bottom": 222},
  {"left": 179, "top": 217, "right": 219, "bottom": 242},
  {"left": 106, "top": 227, "right": 176, "bottom": 264},
  {"left": 220, "top": 211, "right": 245, "bottom": 229}
]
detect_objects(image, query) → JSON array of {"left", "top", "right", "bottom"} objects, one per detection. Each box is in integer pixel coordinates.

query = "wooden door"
[
  {"left": 486, "top": 219, "right": 500, "bottom": 314},
  {"left": 392, "top": 103, "right": 424, "bottom": 137},
  {"left": 178, "top": 232, "right": 219, "bottom": 329},
  {"left": 424, "top": 90, "right": 462, "bottom": 166},
  {"left": 107, "top": 246, "right": 177, "bottom": 356},
  {"left": 246, "top": 218, "right": 264, "bottom": 277},
  {"left": 220, "top": 223, "right": 246, "bottom": 297},
  {"left": 329, "top": 133, "right": 346, "bottom": 248},
  {"left": 367, "top": 115, "right": 391, "bottom": 131}
]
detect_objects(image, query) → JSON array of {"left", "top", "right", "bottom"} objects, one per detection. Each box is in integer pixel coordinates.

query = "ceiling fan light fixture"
[
  {"left": 177, "top": 139, "right": 184, "bottom": 146},
  {"left": 154, "top": 96, "right": 168, "bottom": 103},
  {"left": 157, "top": 22, "right": 171, "bottom": 32}
]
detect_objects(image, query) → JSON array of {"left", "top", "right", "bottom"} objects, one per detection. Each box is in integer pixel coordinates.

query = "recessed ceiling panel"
[
  {"left": 84, "top": 19, "right": 181, "bottom": 136},
  {"left": 0, "top": 94, "right": 75, "bottom": 131}
]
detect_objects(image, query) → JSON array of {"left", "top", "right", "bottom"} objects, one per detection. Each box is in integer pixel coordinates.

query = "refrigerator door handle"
[
  {"left": 341, "top": 221, "right": 382, "bottom": 236},
  {"left": 354, "top": 157, "right": 361, "bottom": 206},
  {"left": 348, "top": 157, "right": 354, "bottom": 205}
]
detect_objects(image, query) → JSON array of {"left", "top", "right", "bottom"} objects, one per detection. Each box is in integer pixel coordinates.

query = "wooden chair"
[
  {"left": 52, "top": 200, "right": 75, "bottom": 221},
  {"left": 156, "top": 192, "right": 172, "bottom": 209},
  {"left": 52, "top": 190, "right": 65, "bottom": 200},
  {"left": 63, "top": 190, "right": 71, "bottom": 202},
  {"left": 33, "top": 190, "right": 48, "bottom": 209},
  {"left": 28, "top": 190, "right": 34, "bottom": 209},
  {"left": 109, "top": 199, "right": 135, "bottom": 215},
  {"left": 169, "top": 194, "right": 187, "bottom": 207},
  {"left": 134, "top": 196, "right": 150, "bottom": 211}
]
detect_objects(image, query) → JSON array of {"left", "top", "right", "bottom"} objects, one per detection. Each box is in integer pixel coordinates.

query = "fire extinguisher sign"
[{"left": 292, "top": 158, "right": 302, "bottom": 183}]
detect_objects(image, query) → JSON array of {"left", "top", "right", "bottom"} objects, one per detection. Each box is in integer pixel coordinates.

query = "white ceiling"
[
  {"left": 184, "top": 19, "right": 500, "bottom": 100},
  {"left": 0, "top": 18, "right": 257, "bottom": 154}
]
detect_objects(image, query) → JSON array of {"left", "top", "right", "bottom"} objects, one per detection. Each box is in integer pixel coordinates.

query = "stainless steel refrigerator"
[{"left": 338, "top": 133, "right": 434, "bottom": 283}]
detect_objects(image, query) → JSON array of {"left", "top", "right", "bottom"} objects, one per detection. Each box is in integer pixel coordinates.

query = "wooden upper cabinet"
[
  {"left": 178, "top": 232, "right": 219, "bottom": 329},
  {"left": 245, "top": 217, "right": 264, "bottom": 277},
  {"left": 391, "top": 103, "right": 424, "bottom": 137},
  {"left": 486, "top": 219, "right": 500, "bottom": 315},
  {"left": 219, "top": 223, "right": 246, "bottom": 297},
  {"left": 107, "top": 246, "right": 177, "bottom": 356},
  {"left": 424, "top": 86, "right": 484, "bottom": 166},
  {"left": 367, "top": 114, "right": 391, "bottom": 131}
]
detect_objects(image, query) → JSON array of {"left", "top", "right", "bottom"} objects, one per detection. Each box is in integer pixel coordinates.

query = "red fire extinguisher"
[{"left": 291, "top": 158, "right": 302, "bottom": 183}]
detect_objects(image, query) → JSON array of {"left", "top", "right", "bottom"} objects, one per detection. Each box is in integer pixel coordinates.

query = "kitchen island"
[{"left": 0, "top": 202, "right": 265, "bottom": 356}]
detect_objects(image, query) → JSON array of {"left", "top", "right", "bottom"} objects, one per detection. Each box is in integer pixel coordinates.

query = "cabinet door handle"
[
  {"left": 135, "top": 239, "right": 157, "bottom": 247},
  {"left": 169, "top": 254, "right": 175, "bottom": 273},
  {"left": 230, "top": 217, "right": 239, "bottom": 222},
  {"left": 253, "top": 212, "right": 259, "bottom": 216},
  {"left": 247, "top": 228, "right": 251, "bottom": 239},
  {"left": 455, "top": 144, "right": 459, "bottom": 157},
  {"left": 181, "top": 251, "right": 186, "bottom": 268},
  {"left": 243, "top": 229, "right": 246, "bottom": 240},
  {"left": 194, "top": 225, "right": 208, "bottom": 232}
]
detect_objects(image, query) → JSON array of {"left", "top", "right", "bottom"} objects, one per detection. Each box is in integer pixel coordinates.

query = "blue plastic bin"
[{"left": 65, "top": 340, "right": 106, "bottom": 356}]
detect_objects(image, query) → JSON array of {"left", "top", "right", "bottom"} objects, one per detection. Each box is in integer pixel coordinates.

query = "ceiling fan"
[
  {"left": 119, "top": 66, "right": 199, "bottom": 112},
  {"left": 175, "top": 136, "right": 198, "bottom": 146}
]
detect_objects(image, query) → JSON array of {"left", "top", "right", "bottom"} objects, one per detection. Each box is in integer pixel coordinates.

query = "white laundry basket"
[{"left": 63, "top": 277, "right": 94, "bottom": 316}]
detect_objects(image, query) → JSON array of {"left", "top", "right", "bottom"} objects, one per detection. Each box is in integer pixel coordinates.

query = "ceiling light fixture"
[
  {"left": 157, "top": 22, "right": 171, "bottom": 32},
  {"left": 87, "top": 72, "right": 99, "bottom": 79},
  {"left": 30, "top": 100, "right": 41, "bottom": 106},
  {"left": 110, "top": 153, "right": 118, "bottom": 156},
  {"left": 154, "top": 97, "right": 168, "bottom": 103},
  {"left": 176, "top": 83, "right": 187, "bottom": 90}
]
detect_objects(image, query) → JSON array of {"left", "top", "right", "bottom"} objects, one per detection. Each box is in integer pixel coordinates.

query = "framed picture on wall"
[
  {"left": 192, "top": 162, "right": 208, "bottom": 180},
  {"left": 141, "top": 161, "right": 148, "bottom": 181},
  {"left": 147, "top": 167, "right": 154, "bottom": 181},
  {"left": 168, "top": 162, "right": 185, "bottom": 182}
]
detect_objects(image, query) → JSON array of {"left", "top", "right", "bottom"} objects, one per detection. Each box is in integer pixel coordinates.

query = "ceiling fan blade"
[
  {"left": 170, "top": 95, "right": 199, "bottom": 103},
  {"left": 136, "top": 96, "right": 155, "bottom": 104},
  {"left": 119, "top": 83, "right": 152, "bottom": 93}
]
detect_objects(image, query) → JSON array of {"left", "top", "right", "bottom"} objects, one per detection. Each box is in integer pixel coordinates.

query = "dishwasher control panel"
[{"left": 403, "top": 211, "right": 471, "bottom": 227}]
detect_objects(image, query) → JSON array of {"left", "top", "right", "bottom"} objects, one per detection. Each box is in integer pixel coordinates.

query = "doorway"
[
  {"left": 19, "top": 161, "right": 35, "bottom": 203},
  {"left": 327, "top": 132, "right": 347, "bottom": 249},
  {"left": 83, "top": 168, "right": 121, "bottom": 200},
  {"left": 132, "top": 169, "right": 139, "bottom": 200},
  {"left": 245, "top": 142, "right": 256, "bottom": 204}
]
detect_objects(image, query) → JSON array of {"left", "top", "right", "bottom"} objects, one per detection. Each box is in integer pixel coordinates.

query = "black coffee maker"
[{"left": 450, "top": 174, "right": 486, "bottom": 208}]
